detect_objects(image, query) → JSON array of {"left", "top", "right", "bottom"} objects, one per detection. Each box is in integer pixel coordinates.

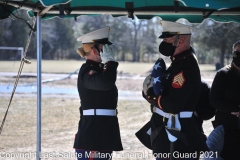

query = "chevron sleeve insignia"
[{"left": 172, "top": 71, "right": 185, "bottom": 88}]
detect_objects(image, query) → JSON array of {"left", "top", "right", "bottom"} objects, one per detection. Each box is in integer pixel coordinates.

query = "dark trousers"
[{"left": 75, "top": 149, "right": 112, "bottom": 160}]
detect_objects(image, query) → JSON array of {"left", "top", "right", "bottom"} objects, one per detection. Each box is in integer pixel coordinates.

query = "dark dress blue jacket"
[{"left": 74, "top": 60, "right": 123, "bottom": 151}]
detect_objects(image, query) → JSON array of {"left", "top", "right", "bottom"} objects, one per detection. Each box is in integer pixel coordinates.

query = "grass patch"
[
  {"left": 0, "top": 60, "right": 216, "bottom": 75},
  {"left": 0, "top": 95, "right": 214, "bottom": 160},
  {"left": 0, "top": 96, "right": 154, "bottom": 159}
]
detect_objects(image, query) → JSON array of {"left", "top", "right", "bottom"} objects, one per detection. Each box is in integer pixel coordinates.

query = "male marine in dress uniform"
[
  {"left": 73, "top": 27, "right": 123, "bottom": 160},
  {"left": 141, "top": 20, "right": 208, "bottom": 160}
]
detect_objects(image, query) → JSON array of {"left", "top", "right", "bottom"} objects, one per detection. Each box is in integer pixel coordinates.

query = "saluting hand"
[{"left": 100, "top": 44, "right": 115, "bottom": 63}]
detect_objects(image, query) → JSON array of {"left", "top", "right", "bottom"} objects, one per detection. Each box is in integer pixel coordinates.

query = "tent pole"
[{"left": 36, "top": 14, "right": 42, "bottom": 160}]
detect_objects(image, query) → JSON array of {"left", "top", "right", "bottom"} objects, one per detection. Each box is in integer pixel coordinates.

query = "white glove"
[
  {"left": 100, "top": 44, "right": 115, "bottom": 63},
  {"left": 143, "top": 74, "right": 153, "bottom": 95}
]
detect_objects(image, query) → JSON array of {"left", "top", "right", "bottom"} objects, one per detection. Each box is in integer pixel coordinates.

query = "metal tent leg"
[{"left": 36, "top": 14, "right": 42, "bottom": 160}]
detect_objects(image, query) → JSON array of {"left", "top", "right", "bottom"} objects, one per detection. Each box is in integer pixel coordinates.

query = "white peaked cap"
[
  {"left": 159, "top": 20, "right": 192, "bottom": 38},
  {"left": 77, "top": 26, "right": 112, "bottom": 44}
]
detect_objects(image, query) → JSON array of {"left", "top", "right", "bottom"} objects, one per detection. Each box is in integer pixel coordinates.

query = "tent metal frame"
[
  {"left": 1, "top": 0, "right": 240, "bottom": 17},
  {"left": 36, "top": 14, "right": 42, "bottom": 160},
  {"left": 35, "top": 5, "right": 53, "bottom": 159}
]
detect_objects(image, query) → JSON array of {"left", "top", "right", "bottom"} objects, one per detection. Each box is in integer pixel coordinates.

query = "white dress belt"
[
  {"left": 154, "top": 107, "right": 193, "bottom": 118},
  {"left": 83, "top": 109, "right": 117, "bottom": 116}
]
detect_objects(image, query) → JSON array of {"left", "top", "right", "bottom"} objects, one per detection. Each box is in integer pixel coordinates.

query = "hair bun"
[{"left": 76, "top": 47, "right": 85, "bottom": 57}]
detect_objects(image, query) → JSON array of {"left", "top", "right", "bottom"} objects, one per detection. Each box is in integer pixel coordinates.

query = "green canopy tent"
[
  {"left": 0, "top": 1, "right": 240, "bottom": 160},
  {"left": 1, "top": 0, "right": 240, "bottom": 22}
]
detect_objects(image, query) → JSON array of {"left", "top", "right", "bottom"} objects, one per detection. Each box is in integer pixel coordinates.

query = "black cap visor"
[
  {"left": 93, "top": 38, "right": 113, "bottom": 45},
  {"left": 159, "top": 32, "right": 179, "bottom": 38}
]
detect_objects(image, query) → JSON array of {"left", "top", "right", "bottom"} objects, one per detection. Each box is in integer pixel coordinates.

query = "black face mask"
[
  {"left": 159, "top": 41, "right": 176, "bottom": 57},
  {"left": 233, "top": 51, "right": 240, "bottom": 67}
]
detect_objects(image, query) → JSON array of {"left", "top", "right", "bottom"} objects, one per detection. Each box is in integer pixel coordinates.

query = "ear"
[
  {"left": 178, "top": 37, "right": 185, "bottom": 45},
  {"left": 92, "top": 47, "right": 97, "bottom": 55},
  {"left": 92, "top": 47, "right": 100, "bottom": 56}
]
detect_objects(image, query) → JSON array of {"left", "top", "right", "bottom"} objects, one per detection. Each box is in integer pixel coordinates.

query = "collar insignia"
[{"left": 88, "top": 70, "right": 97, "bottom": 76}]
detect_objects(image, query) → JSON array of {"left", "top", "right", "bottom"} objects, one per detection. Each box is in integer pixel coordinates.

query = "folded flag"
[{"left": 151, "top": 58, "right": 166, "bottom": 96}]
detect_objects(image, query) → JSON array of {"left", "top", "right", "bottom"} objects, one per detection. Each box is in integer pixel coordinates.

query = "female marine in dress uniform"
[{"left": 73, "top": 27, "right": 123, "bottom": 160}]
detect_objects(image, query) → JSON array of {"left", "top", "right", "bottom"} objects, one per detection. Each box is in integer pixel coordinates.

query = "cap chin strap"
[
  {"left": 173, "top": 35, "right": 180, "bottom": 47},
  {"left": 93, "top": 44, "right": 101, "bottom": 56},
  {"left": 94, "top": 44, "right": 100, "bottom": 53}
]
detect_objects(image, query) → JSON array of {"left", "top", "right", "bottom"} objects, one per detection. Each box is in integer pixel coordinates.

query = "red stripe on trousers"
[{"left": 89, "top": 151, "right": 94, "bottom": 160}]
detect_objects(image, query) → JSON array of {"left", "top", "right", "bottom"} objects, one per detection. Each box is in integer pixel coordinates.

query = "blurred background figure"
[
  {"left": 207, "top": 40, "right": 240, "bottom": 160},
  {"left": 193, "top": 80, "right": 216, "bottom": 140}
]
